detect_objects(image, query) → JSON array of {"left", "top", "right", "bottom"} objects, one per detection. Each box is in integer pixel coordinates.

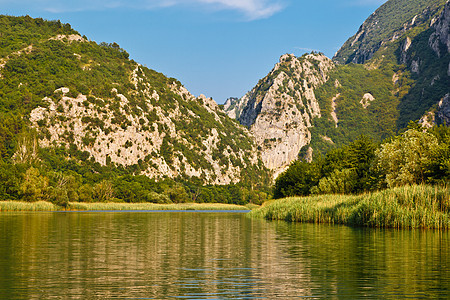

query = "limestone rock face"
[
  {"left": 437, "top": 93, "right": 450, "bottom": 124},
  {"left": 224, "top": 53, "right": 334, "bottom": 178},
  {"left": 29, "top": 64, "right": 263, "bottom": 185},
  {"left": 429, "top": 1, "right": 450, "bottom": 57},
  {"left": 360, "top": 93, "right": 376, "bottom": 109},
  {"left": 334, "top": 0, "right": 446, "bottom": 65}
]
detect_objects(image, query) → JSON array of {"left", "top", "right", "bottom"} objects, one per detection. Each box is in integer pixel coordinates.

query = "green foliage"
[
  {"left": 312, "top": 169, "right": 358, "bottom": 195},
  {"left": 19, "top": 167, "right": 49, "bottom": 202},
  {"left": 313, "top": 64, "right": 401, "bottom": 154},
  {"left": 0, "top": 14, "right": 270, "bottom": 205},
  {"left": 249, "top": 185, "right": 450, "bottom": 229},
  {"left": 275, "top": 136, "right": 378, "bottom": 198},
  {"left": 276, "top": 126, "right": 449, "bottom": 198},
  {"left": 273, "top": 160, "right": 321, "bottom": 199},
  {"left": 376, "top": 129, "right": 435, "bottom": 187},
  {"left": 334, "top": 0, "right": 446, "bottom": 64}
]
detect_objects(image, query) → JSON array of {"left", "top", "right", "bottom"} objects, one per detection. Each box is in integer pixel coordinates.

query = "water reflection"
[{"left": 0, "top": 212, "right": 448, "bottom": 299}]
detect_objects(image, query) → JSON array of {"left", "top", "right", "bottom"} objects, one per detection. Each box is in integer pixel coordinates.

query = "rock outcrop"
[
  {"left": 224, "top": 53, "right": 334, "bottom": 178},
  {"left": 429, "top": 1, "right": 450, "bottom": 57},
  {"left": 437, "top": 93, "right": 450, "bottom": 124},
  {"left": 334, "top": 0, "right": 446, "bottom": 64},
  {"left": 28, "top": 62, "right": 263, "bottom": 185}
]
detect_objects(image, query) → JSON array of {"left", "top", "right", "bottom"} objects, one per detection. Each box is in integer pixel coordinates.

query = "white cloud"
[
  {"left": 3, "top": 0, "right": 285, "bottom": 20},
  {"left": 196, "top": 0, "right": 285, "bottom": 19}
]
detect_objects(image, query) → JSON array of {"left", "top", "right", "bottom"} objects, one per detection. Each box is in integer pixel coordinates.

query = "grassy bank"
[
  {"left": 0, "top": 201, "right": 252, "bottom": 212},
  {"left": 248, "top": 185, "right": 450, "bottom": 229},
  {"left": 68, "top": 202, "right": 251, "bottom": 211},
  {"left": 0, "top": 201, "right": 60, "bottom": 211}
]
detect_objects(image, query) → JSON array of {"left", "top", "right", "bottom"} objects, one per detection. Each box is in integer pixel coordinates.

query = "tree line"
[{"left": 274, "top": 123, "right": 449, "bottom": 198}]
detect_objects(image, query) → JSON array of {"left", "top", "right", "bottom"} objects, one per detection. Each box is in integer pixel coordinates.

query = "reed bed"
[
  {"left": 0, "top": 201, "right": 252, "bottom": 212},
  {"left": 68, "top": 202, "right": 250, "bottom": 211},
  {"left": 248, "top": 185, "right": 450, "bottom": 229},
  {"left": 0, "top": 201, "right": 59, "bottom": 211}
]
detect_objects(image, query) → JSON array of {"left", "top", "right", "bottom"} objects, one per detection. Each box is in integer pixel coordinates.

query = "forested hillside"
[
  {"left": 333, "top": 0, "right": 447, "bottom": 64},
  {"left": 0, "top": 15, "right": 271, "bottom": 205}
]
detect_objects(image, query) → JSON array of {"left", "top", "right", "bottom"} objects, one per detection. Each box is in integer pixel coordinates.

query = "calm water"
[{"left": 0, "top": 212, "right": 449, "bottom": 299}]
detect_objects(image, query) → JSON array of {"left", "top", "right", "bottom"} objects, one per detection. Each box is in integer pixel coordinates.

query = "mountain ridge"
[
  {"left": 225, "top": 0, "right": 450, "bottom": 175},
  {"left": 0, "top": 15, "right": 270, "bottom": 187}
]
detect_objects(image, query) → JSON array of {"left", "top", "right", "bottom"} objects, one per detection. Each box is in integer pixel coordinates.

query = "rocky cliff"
[
  {"left": 333, "top": 0, "right": 447, "bottom": 64},
  {"left": 225, "top": 0, "right": 449, "bottom": 179},
  {"left": 224, "top": 53, "right": 334, "bottom": 177},
  {"left": 0, "top": 16, "right": 268, "bottom": 185}
]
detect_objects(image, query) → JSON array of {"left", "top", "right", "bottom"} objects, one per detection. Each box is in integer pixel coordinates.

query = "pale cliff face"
[
  {"left": 29, "top": 64, "right": 262, "bottom": 185},
  {"left": 225, "top": 53, "right": 335, "bottom": 178}
]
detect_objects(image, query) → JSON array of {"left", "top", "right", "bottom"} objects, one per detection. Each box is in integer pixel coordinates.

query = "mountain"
[
  {"left": 225, "top": 0, "right": 450, "bottom": 175},
  {"left": 333, "top": 0, "right": 447, "bottom": 64},
  {"left": 0, "top": 15, "right": 269, "bottom": 188},
  {"left": 224, "top": 53, "right": 334, "bottom": 177}
]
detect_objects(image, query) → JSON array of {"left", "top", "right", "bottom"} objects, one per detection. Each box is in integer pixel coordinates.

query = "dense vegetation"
[
  {"left": 276, "top": 124, "right": 450, "bottom": 199},
  {"left": 0, "top": 15, "right": 271, "bottom": 206},
  {"left": 0, "top": 201, "right": 251, "bottom": 212},
  {"left": 249, "top": 185, "right": 450, "bottom": 229},
  {"left": 312, "top": 0, "right": 449, "bottom": 156},
  {"left": 0, "top": 142, "right": 270, "bottom": 207},
  {"left": 333, "top": 0, "right": 447, "bottom": 64}
]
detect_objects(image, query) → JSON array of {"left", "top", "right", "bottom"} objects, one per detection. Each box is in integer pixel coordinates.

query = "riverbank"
[
  {"left": 0, "top": 201, "right": 253, "bottom": 212},
  {"left": 249, "top": 185, "right": 450, "bottom": 229}
]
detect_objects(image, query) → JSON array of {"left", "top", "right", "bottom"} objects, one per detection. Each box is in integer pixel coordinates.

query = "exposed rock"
[
  {"left": 429, "top": 1, "right": 450, "bottom": 57},
  {"left": 224, "top": 53, "right": 335, "bottom": 178},
  {"left": 334, "top": 79, "right": 342, "bottom": 88},
  {"left": 29, "top": 65, "right": 262, "bottom": 185},
  {"left": 411, "top": 59, "right": 421, "bottom": 74},
  {"left": 334, "top": 0, "right": 445, "bottom": 64},
  {"left": 419, "top": 93, "right": 450, "bottom": 126},
  {"left": 392, "top": 73, "right": 400, "bottom": 85},
  {"left": 437, "top": 93, "right": 450, "bottom": 124},
  {"left": 330, "top": 94, "right": 340, "bottom": 127},
  {"left": 431, "top": 74, "right": 441, "bottom": 85},
  {"left": 419, "top": 111, "right": 436, "bottom": 128},
  {"left": 401, "top": 37, "right": 412, "bottom": 63},
  {"left": 360, "top": 93, "right": 376, "bottom": 109},
  {"left": 321, "top": 135, "right": 334, "bottom": 144},
  {"left": 49, "top": 34, "right": 86, "bottom": 43}
]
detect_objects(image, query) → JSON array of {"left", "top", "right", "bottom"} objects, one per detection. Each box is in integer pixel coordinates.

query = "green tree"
[
  {"left": 19, "top": 167, "right": 49, "bottom": 202},
  {"left": 312, "top": 168, "right": 358, "bottom": 195},
  {"left": 376, "top": 129, "right": 439, "bottom": 187},
  {"left": 273, "top": 160, "right": 321, "bottom": 198}
]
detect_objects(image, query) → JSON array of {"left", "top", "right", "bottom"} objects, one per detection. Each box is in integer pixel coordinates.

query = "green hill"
[
  {"left": 0, "top": 15, "right": 271, "bottom": 205},
  {"left": 333, "top": 0, "right": 447, "bottom": 64}
]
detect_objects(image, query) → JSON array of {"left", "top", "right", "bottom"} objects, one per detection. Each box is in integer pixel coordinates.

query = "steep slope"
[
  {"left": 333, "top": 0, "right": 447, "bottom": 64},
  {"left": 224, "top": 53, "right": 334, "bottom": 177},
  {"left": 316, "top": 0, "right": 449, "bottom": 153},
  {"left": 226, "top": 0, "right": 449, "bottom": 175},
  {"left": 0, "top": 15, "right": 268, "bottom": 186}
]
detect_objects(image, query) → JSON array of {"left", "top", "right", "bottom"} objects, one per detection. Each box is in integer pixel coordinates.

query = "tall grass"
[
  {"left": 0, "top": 201, "right": 59, "bottom": 211},
  {"left": 0, "top": 201, "right": 251, "bottom": 212},
  {"left": 66, "top": 202, "right": 250, "bottom": 211},
  {"left": 249, "top": 185, "right": 450, "bottom": 229}
]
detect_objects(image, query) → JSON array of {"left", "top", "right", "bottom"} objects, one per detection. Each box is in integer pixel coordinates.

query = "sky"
[{"left": 2, "top": 0, "right": 387, "bottom": 103}]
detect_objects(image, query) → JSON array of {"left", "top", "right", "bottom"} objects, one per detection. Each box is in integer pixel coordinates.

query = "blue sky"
[{"left": 2, "top": 0, "right": 387, "bottom": 103}]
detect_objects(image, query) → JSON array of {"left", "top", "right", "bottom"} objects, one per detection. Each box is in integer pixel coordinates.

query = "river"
[{"left": 0, "top": 211, "right": 449, "bottom": 299}]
